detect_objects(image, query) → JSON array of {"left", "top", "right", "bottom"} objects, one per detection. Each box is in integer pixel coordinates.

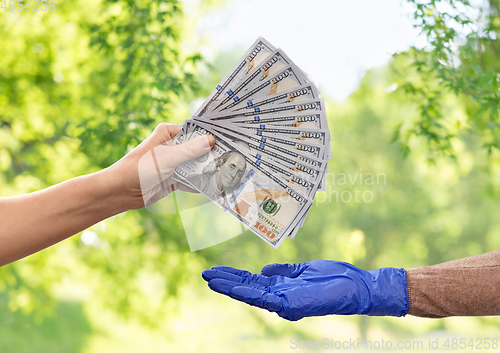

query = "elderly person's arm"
[
  {"left": 406, "top": 249, "right": 500, "bottom": 317},
  {"left": 201, "top": 250, "right": 500, "bottom": 320}
]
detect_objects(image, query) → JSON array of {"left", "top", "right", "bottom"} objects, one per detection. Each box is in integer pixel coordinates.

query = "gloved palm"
[{"left": 202, "top": 260, "right": 408, "bottom": 321}]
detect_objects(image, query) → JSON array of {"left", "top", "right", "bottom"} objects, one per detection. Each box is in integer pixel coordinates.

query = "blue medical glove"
[{"left": 202, "top": 260, "right": 408, "bottom": 321}]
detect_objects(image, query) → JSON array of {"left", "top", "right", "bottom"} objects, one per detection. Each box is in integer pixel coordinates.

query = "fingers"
[
  {"left": 207, "top": 278, "right": 240, "bottom": 295},
  {"left": 261, "top": 263, "right": 308, "bottom": 278},
  {"left": 158, "top": 134, "right": 216, "bottom": 167},
  {"left": 207, "top": 279, "right": 282, "bottom": 313},
  {"left": 229, "top": 286, "right": 282, "bottom": 313},
  {"left": 153, "top": 123, "right": 180, "bottom": 145},
  {"left": 166, "top": 124, "right": 181, "bottom": 139},
  {"left": 136, "top": 123, "right": 181, "bottom": 153},
  {"left": 202, "top": 267, "right": 275, "bottom": 287},
  {"left": 202, "top": 269, "right": 247, "bottom": 283},
  {"left": 209, "top": 266, "right": 257, "bottom": 279},
  {"left": 210, "top": 266, "right": 246, "bottom": 275}
]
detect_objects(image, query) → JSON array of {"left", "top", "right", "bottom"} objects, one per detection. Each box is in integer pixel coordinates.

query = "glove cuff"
[
  {"left": 402, "top": 268, "right": 410, "bottom": 316},
  {"left": 364, "top": 267, "right": 409, "bottom": 317}
]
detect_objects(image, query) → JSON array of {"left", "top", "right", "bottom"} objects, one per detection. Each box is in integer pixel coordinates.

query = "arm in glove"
[{"left": 202, "top": 260, "right": 408, "bottom": 321}]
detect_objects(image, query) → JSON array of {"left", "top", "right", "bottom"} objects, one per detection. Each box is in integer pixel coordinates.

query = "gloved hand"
[{"left": 202, "top": 260, "right": 408, "bottom": 321}]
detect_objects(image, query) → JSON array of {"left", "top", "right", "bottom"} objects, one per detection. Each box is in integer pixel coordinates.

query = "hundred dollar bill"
[
  {"left": 197, "top": 121, "right": 316, "bottom": 235},
  {"left": 189, "top": 118, "right": 326, "bottom": 160},
  {"left": 178, "top": 124, "right": 325, "bottom": 202},
  {"left": 230, "top": 123, "right": 329, "bottom": 146},
  {"left": 193, "top": 118, "right": 327, "bottom": 171},
  {"left": 216, "top": 64, "right": 310, "bottom": 113},
  {"left": 229, "top": 123, "right": 332, "bottom": 187},
  {"left": 236, "top": 111, "right": 327, "bottom": 129},
  {"left": 172, "top": 125, "right": 312, "bottom": 248},
  {"left": 177, "top": 123, "right": 315, "bottom": 235},
  {"left": 230, "top": 83, "right": 321, "bottom": 112},
  {"left": 204, "top": 98, "right": 332, "bottom": 159},
  {"left": 185, "top": 120, "right": 323, "bottom": 192},
  {"left": 195, "top": 118, "right": 329, "bottom": 195},
  {"left": 189, "top": 117, "right": 330, "bottom": 191},
  {"left": 210, "top": 48, "right": 298, "bottom": 112},
  {"left": 195, "top": 119, "right": 326, "bottom": 191},
  {"left": 205, "top": 98, "right": 326, "bottom": 121},
  {"left": 216, "top": 100, "right": 331, "bottom": 160},
  {"left": 204, "top": 99, "right": 331, "bottom": 152},
  {"left": 196, "top": 37, "right": 275, "bottom": 117},
  {"left": 233, "top": 111, "right": 331, "bottom": 164},
  {"left": 288, "top": 203, "right": 313, "bottom": 239},
  {"left": 181, "top": 121, "right": 321, "bottom": 221},
  {"left": 226, "top": 109, "right": 331, "bottom": 157},
  {"left": 201, "top": 126, "right": 319, "bottom": 198}
]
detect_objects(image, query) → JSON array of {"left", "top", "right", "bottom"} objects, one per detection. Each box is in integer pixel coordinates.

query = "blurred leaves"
[
  {"left": 1, "top": 0, "right": 500, "bottom": 340},
  {"left": 0, "top": 0, "right": 211, "bottom": 325},
  {"left": 396, "top": 0, "right": 500, "bottom": 160}
]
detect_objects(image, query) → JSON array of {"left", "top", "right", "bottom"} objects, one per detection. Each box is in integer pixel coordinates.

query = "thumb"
[{"left": 165, "top": 134, "right": 216, "bottom": 166}]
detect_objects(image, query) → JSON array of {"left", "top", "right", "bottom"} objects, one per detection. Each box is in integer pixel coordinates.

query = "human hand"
[
  {"left": 107, "top": 123, "right": 215, "bottom": 210},
  {"left": 202, "top": 260, "right": 408, "bottom": 321}
]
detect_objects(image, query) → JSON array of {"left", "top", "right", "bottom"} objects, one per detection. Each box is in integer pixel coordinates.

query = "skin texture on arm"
[
  {"left": 406, "top": 249, "right": 500, "bottom": 318},
  {"left": 0, "top": 169, "right": 129, "bottom": 267},
  {"left": 0, "top": 123, "right": 215, "bottom": 267}
]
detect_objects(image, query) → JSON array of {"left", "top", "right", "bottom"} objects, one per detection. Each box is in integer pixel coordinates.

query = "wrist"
[
  {"left": 364, "top": 267, "right": 409, "bottom": 317},
  {"left": 92, "top": 166, "right": 134, "bottom": 215}
]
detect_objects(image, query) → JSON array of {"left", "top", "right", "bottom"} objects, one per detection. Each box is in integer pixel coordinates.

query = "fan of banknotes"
[{"left": 172, "top": 37, "right": 331, "bottom": 249}]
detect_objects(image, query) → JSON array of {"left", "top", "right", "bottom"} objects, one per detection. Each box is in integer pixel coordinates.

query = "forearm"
[
  {"left": 406, "top": 249, "right": 500, "bottom": 318},
  {"left": 0, "top": 167, "right": 129, "bottom": 266},
  {"left": 0, "top": 124, "right": 214, "bottom": 267}
]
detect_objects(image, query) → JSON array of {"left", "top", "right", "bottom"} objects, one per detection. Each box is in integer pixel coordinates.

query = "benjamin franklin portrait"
[{"left": 187, "top": 151, "right": 247, "bottom": 208}]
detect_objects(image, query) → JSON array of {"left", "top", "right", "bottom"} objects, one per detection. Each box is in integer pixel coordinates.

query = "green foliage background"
[{"left": 0, "top": 0, "right": 499, "bottom": 352}]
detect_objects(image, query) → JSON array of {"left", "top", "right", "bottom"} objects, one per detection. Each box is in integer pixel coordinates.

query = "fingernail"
[
  {"left": 207, "top": 135, "right": 216, "bottom": 147},
  {"left": 201, "top": 136, "right": 211, "bottom": 149}
]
